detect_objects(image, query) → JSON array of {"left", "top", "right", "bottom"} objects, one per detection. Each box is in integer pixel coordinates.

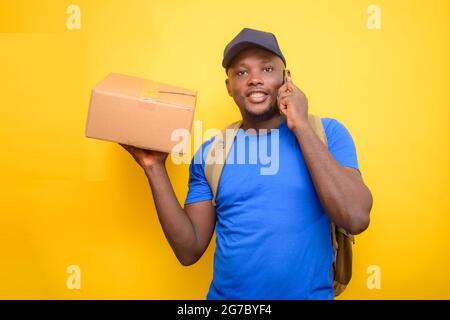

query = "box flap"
[{"left": 95, "top": 73, "right": 196, "bottom": 108}]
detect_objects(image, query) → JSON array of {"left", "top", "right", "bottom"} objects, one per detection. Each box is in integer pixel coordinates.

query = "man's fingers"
[
  {"left": 278, "top": 95, "right": 289, "bottom": 109},
  {"left": 277, "top": 90, "right": 291, "bottom": 102},
  {"left": 120, "top": 143, "right": 137, "bottom": 155},
  {"left": 278, "top": 82, "right": 294, "bottom": 96},
  {"left": 285, "top": 81, "right": 295, "bottom": 93},
  {"left": 122, "top": 144, "right": 132, "bottom": 151},
  {"left": 278, "top": 85, "right": 290, "bottom": 97},
  {"left": 278, "top": 90, "right": 291, "bottom": 98}
]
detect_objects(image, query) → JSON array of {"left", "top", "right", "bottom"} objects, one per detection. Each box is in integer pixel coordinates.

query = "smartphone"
[
  {"left": 282, "top": 69, "right": 291, "bottom": 84},
  {"left": 279, "top": 69, "right": 291, "bottom": 115}
]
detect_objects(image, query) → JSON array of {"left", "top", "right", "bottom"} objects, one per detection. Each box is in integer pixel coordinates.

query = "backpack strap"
[
  {"left": 307, "top": 115, "right": 338, "bottom": 249},
  {"left": 204, "top": 120, "right": 243, "bottom": 206},
  {"left": 307, "top": 113, "right": 327, "bottom": 145}
]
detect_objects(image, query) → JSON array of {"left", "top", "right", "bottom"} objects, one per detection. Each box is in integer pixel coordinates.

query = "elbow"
[
  {"left": 179, "top": 259, "right": 196, "bottom": 267},
  {"left": 347, "top": 189, "right": 373, "bottom": 235},
  {"left": 179, "top": 260, "right": 194, "bottom": 267},
  {"left": 178, "top": 253, "right": 200, "bottom": 267},
  {"left": 348, "top": 212, "right": 370, "bottom": 235}
]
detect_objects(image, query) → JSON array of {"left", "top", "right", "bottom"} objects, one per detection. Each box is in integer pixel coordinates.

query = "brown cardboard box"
[{"left": 85, "top": 73, "right": 196, "bottom": 153}]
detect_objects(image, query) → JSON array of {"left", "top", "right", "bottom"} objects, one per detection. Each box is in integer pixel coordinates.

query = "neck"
[{"left": 241, "top": 114, "right": 287, "bottom": 134}]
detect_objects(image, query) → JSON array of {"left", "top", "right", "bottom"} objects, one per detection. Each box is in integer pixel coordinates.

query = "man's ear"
[{"left": 225, "top": 78, "right": 232, "bottom": 97}]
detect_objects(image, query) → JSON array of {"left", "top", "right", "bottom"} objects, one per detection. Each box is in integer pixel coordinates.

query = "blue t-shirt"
[{"left": 184, "top": 117, "right": 360, "bottom": 300}]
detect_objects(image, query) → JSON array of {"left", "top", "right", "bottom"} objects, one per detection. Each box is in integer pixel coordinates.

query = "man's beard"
[{"left": 241, "top": 101, "right": 280, "bottom": 122}]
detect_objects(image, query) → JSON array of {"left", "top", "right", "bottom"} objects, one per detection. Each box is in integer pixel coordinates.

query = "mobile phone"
[
  {"left": 279, "top": 69, "right": 291, "bottom": 115},
  {"left": 282, "top": 69, "right": 291, "bottom": 85}
]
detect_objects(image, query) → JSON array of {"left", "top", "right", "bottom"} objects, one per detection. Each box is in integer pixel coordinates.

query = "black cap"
[{"left": 222, "top": 28, "right": 286, "bottom": 73}]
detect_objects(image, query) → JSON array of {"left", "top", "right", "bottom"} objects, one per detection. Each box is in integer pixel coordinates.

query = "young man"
[{"left": 120, "top": 28, "right": 373, "bottom": 300}]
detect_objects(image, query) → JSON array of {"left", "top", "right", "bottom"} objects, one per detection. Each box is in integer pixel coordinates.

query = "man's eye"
[
  {"left": 237, "top": 70, "right": 247, "bottom": 76},
  {"left": 263, "top": 66, "right": 274, "bottom": 72}
]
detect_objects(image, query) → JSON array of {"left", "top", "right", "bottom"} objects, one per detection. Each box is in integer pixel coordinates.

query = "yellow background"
[{"left": 0, "top": 0, "right": 449, "bottom": 299}]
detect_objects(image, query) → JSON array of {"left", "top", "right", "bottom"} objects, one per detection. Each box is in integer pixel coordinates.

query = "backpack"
[{"left": 203, "top": 114, "right": 355, "bottom": 297}]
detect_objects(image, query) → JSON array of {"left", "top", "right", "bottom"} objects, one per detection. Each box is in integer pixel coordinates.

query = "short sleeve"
[
  {"left": 321, "top": 118, "right": 361, "bottom": 176},
  {"left": 184, "top": 139, "right": 214, "bottom": 205}
]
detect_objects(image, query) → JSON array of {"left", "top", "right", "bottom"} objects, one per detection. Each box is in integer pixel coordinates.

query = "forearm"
[
  {"left": 294, "top": 122, "right": 370, "bottom": 234},
  {"left": 144, "top": 164, "right": 199, "bottom": 265}
]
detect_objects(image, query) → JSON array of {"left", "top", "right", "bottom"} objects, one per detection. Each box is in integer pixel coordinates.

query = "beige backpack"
[{"left": 203, "top": 114, "right": 355, "bottom": 297}]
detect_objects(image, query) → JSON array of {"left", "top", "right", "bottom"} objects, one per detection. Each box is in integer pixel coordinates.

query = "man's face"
[{"left": 225, "top": 47, "right": 285, "bottom": 122}]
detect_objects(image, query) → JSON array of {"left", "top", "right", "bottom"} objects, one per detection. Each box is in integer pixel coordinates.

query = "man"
[{"left": 120, "top": 28, "right": 373, "bottom": 299}]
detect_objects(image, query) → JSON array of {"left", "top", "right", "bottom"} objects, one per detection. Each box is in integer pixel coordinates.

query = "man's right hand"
[
  {"left": 119, "top": 143, "right": 169, "bottom": 171},
  {"left": 119, "top": 142, "right": 215, "bottom": 267}
]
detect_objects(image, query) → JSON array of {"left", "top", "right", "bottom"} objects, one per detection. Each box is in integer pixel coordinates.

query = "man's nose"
[{"left": 247, "top": 72, "right": 263, "bottom": 86}]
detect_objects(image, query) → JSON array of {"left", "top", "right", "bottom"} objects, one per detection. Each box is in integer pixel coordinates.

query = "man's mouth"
[{"left": 246, "top": 90, "right": 269, "bottom": 104}]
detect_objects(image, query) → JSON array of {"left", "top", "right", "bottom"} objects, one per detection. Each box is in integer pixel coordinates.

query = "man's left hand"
[{"left": 277, "top": 75, "right": 309, "bottom": 132}]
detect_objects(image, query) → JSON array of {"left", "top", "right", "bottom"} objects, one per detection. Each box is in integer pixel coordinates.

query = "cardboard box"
[{"left": 85, "top": 73, "right": 197, "bottom": 153}]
